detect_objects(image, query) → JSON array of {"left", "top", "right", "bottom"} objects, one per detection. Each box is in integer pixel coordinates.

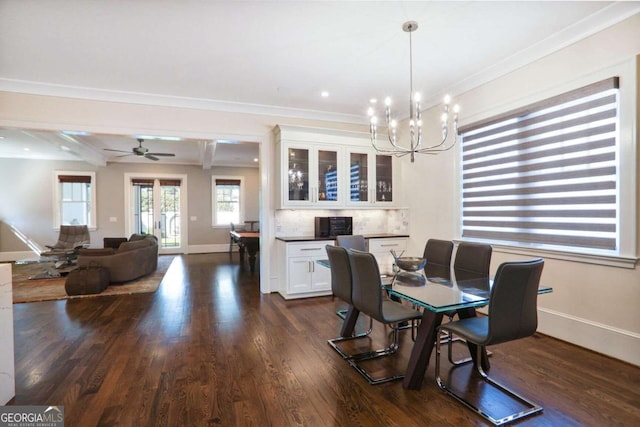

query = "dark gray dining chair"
[
  {"left": 336, "top": 234, "right": 366, "bottom": 251},
  {"left": 423, "top": 238, "right": 454, "bottom": 279},
  {"left": 325, "top": 245, "right": 373, "bottom": 359},
  {"left": 447, "top": 241, "right": 493, "bottom": 365},
  {"left": 334, "top": 235, "right": 367, "bottom": 319},
  {"left": 435, "top": 258, "right": 545, "bottom": 426},
  {"left": 347, "top": 249, "right": 423, "bottom": 385}
]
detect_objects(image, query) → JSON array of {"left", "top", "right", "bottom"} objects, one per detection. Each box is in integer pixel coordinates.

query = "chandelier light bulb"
[
  {"left": 367, "top": 107, "right": 375, "bottom": 117},
  {"left": 390, "top": 119, "right": 397, "bottom": 129},
  {"left": 385, "top": 97, "right": 392, "bottom": 107},
  {"left": 441, "top": 113, "right": 449, "bottom": 123},
  {"left": 370, "top": 116, "right": 378, "bottom": 125},
  {"left": 453, "top": 104, "right": 461, "bottom": 113},
  {"left": 443, "top": 94, "right": 451, "bottom": 105},
  {"left": 414, "top": 92, "right": 421, "bottom": 102}
]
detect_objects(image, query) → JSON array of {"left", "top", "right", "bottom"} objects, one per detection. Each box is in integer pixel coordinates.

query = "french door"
[{"left": 125, "top": 174, "right": 187, "bottom": 254}]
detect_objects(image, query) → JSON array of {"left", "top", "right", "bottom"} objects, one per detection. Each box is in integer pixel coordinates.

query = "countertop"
[{"left": 275, "top": 233, "right": 409, "bottom": 242}]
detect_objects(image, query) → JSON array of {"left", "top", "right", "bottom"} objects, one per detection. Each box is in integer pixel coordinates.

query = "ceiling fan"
[{"left": 104, "top": 138, "right": 176, "bottom": 161}]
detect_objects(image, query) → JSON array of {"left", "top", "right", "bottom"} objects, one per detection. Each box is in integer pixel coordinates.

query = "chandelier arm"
[{"left": 415, "top": 133, "right": 458, "bottom": 153}]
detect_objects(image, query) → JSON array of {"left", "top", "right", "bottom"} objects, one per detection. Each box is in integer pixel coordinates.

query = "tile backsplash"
[{"left": 275, "top": 209, "right": 408, "bottom": 237}]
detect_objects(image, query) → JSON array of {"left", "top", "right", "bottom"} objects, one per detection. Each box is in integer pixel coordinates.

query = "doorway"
[{"left": 125, "top": 174, "right": 188, "bottom": 254}]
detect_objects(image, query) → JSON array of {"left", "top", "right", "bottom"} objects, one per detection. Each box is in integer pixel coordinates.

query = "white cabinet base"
[{"left": 278, "top": 240, "right": 334, "bottom": 299}]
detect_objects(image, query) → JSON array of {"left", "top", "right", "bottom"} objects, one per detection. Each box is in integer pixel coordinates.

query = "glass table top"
[{"left": 386, "top": 271, "right": 552, "bottom": 313}]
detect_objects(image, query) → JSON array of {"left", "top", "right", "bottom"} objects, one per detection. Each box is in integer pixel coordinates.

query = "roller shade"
[{"left": 460, "top": 77, "right": 619, "bottom": 251}]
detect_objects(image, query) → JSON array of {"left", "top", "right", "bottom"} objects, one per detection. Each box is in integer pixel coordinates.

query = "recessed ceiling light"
[
  {"left": 370, "top": 98, "right": 378, "bottom": 104},
  {"left": 253, "top": 158, "right": 259, "bottom": 162},
  {"left": 321, "top": 91, "right": 329, "bottom": 98},
  {"left": 23, "top": 147, "right": 30, "bottom": 152},
  {"left": 61, "top": 130, "right": 91, "bottom": 136}
]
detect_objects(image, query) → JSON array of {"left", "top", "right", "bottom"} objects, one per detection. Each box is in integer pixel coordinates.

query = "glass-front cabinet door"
[
  {"left": 346, "top": 148, "right": 394, "bottom": 206},
  {"left": 349, "top": 152, "right": 369, "bottom": 203},
  {"left": 375, "top": 154, "right": 393, "bottom": 203},
  {"left": 317, "top": 150, "right": 339, "bottom": 203},
  {"left": 282, "top": 143, "right": 341, "bottom": 207},
  {"left": 287, "top": 147, "right": 310, "bottom": 202}
]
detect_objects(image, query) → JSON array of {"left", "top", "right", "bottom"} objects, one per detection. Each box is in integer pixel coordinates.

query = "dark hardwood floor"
[{"left": 10, "top": 253, "right": 640, "bottom": 426}]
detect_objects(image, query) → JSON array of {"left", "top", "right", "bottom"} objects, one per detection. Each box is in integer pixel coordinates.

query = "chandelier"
[{"left": 367, "top": 21, "right": 460, "bottom": 163}]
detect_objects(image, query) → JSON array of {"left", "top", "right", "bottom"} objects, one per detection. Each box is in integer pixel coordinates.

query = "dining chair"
[
  {"left": 325, "top": 245, "right": 373, "bottom": 359},
  {"left": 423, "top": 238, "right": 454, "bottom": 279},
  {"left": 334, "top": 235, "right": 367, "bottom": 319},
  {"left": 336, "top": 234, "right": 366, "bottom": 251},
  {"left": 447, "top": 241, "right": 493, "bottom": 365},
  {"left": 229, "top": 222, "right": 246, "bottom": 253},
  {"left": 347, "top": 249, "right": 423, "bottom": 385},
  {"left": 435, "top": 258, "right": 545, "bottom": 426}
]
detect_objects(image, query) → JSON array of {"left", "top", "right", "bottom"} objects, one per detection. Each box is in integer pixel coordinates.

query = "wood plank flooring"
[{"left": 10, "top": 253, "right": 640, "bottom": 426}]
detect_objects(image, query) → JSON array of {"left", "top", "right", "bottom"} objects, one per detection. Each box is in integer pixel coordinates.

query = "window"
[
  {"left": 54, "top": 171, "right": 96, "bottom": 229},
  {"left": 212, "top": 176, "right": 244, "bottom": 227},
  {"left": 459, "top": 77, "right": 619, "bottom": 253}
]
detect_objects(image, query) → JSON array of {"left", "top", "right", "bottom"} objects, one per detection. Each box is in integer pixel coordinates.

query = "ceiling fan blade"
[
  {"left": 146, "top": 152, "right": 175, "bottom": 157},
  {"left": 145, "top": 154, "right": 160, "bottom": 161},
  {"left": 104, "top": 148, "right": 133, "bottom": 153},
  {"left": 116, "top": 153, "right": 133, "bottom": 158}
]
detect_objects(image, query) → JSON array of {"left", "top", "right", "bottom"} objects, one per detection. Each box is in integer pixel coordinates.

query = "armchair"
[{"left": 41, "top": 225, "right": 90, "bottom": 268}]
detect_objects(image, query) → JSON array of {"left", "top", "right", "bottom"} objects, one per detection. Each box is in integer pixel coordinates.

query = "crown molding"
[
  {"left": 423, "top": 3, "right": 640, "bottom": 108},
  {"left": 0, "top": 78, "right": 364, "bottom": 125}
]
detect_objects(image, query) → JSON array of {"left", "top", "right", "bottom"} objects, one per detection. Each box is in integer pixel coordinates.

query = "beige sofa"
[{"left": 77, "top": 234, "right": 158, "bottom": 283}]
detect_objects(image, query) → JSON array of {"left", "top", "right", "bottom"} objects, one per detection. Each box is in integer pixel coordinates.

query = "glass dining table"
[{"left": 338, "top": 266, "right": 553, "bottom": 390}]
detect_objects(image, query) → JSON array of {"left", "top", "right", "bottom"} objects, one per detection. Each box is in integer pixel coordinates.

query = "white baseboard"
[
  {"left": 187, "top": 244, "right": 232, "bottom": 254},
  {"left": 538, "top": 307, "right": 640, "bottom": 367}
]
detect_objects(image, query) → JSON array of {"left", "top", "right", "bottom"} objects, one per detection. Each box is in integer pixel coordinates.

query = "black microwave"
[{"left": 314, "top": 216, "right": 353, "bottom": 238}]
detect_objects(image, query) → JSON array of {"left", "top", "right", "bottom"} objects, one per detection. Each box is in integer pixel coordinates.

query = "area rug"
[{"left": 11, "top": 255, "right": 176, "bottom": 303}]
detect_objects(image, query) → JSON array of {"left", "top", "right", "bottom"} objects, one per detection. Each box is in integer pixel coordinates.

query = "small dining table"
[{"left": 339, "top": 267, "right": 552, "bottom": 390}]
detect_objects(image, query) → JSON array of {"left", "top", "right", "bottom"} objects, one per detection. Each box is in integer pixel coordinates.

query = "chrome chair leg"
[
  {"left": 347, "top": 322, "right": 414, "bottom": 385},
  {"left": 435, "top": 330, "right": 543, "bottom": 425},
  {"left": 327, "top": 317, "right": 373, "bottom": 360}
]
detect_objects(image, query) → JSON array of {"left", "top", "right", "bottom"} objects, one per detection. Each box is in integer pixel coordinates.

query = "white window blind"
[{"left": 459, "top": 77, "right": 619, "bottom": 251}]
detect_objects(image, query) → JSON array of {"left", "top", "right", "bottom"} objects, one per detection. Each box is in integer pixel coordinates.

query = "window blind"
[
  {"left": 215, "top": 179, "right": 241, "bottom": 186},
  {"left": 459, "top": 77, "right": 619, "bottom": 251},
  {"left": 58, "top": 174, "right": 91, "bottom": 183}
]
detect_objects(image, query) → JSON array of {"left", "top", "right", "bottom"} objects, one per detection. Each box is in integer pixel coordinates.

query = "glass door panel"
[
  {"left": 350, "top": 152, "right": 369, "bottom": 202},
  {"left": 317, "top": 150, "right": 338, "bottom": 202},
  {"left": 375, "top": 155, "right": 393, "bottom": 202},
  {"left": 132, "top": 180, "right": 154, "bottom": 235},
  {"left": 159, "top": 180, "right": 181, "bottom": 249},
  {"left": 288, "top": 148, "right": 309, "bottom": 202},
  {"left": 131, "top": 178, "right": 183, "bottom": 254}
]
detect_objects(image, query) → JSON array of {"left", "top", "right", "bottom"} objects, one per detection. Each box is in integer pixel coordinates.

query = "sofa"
[{"left": 76, "top": 234, "right": 158, "bottom": 284}]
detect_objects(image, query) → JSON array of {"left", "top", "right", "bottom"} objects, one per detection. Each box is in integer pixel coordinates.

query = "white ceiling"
[{"left": 1, "top": 1, "right": 638, "bottom": 166}]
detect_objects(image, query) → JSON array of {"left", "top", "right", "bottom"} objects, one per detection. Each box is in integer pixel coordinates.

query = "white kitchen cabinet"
[
  {"left": 277, "top": 142, "right": 343, "bottom": 208},
  {"left": 368, "top": 237, "right": 408, "bottom": 276},
  {"left": 274, "top": 125, "right": 399, "bottom": 209},
  {"left": 278, "top": 240, "right": 334, "bottom": 299},
  {"left": 346, "top": 148, "right": 395, "bottom": 207}
]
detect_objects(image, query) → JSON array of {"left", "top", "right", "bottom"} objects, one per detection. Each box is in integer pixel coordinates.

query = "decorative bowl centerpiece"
[{"left": 391, "top": 250, "right": 427, "bottom": 272}]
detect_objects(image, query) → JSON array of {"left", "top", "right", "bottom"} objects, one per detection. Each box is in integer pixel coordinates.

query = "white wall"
[{"left": 403, "top": 13, "right": 640, "bottom": 365}]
